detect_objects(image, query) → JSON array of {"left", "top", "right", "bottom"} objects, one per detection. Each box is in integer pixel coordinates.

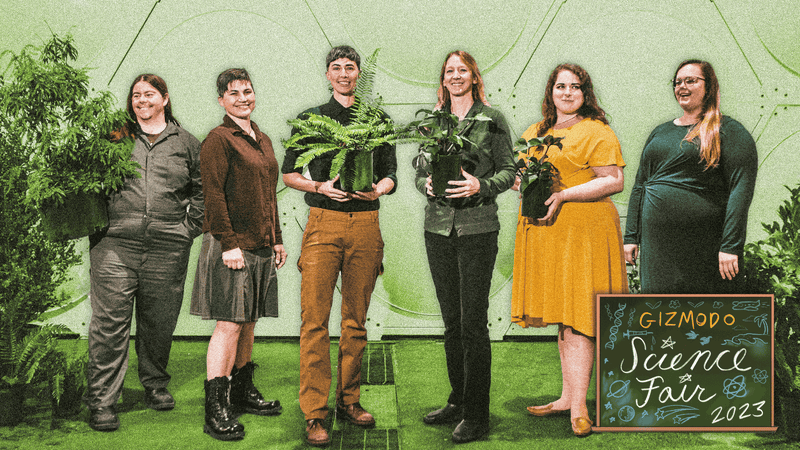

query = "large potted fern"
[
  {"left": 742, "top": 183, "right": 800, "bottom": 441},
  {"left": 3, "top": 33, "right": 140, "bottom": 241},
  {"left": 283, "top": 49, "right": 403, "bottom": 192}
]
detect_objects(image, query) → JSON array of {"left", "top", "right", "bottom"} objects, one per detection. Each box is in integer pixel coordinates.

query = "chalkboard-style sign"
[{"left": 595, "top": 294, "right": 777, "bottom": 432}]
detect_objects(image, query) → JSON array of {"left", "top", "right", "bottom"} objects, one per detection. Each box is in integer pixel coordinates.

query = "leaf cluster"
[
  {"left": 405, "top": 109, "right": 492, "bottom": 172},
  {"left": 0, "top": 323, "right": 67, "bottom": 388},
  {"left": 0, "top": 32, "right": 140, "bottom": 209},
  {"left": 742, "top": 184, "right": 800, "bottom": 397},
  {"left": 282, "top": 48, "right": 406, "bottom": 180},
  {"left": 514, "top": 135, "right": 562, "bottom": 192}
]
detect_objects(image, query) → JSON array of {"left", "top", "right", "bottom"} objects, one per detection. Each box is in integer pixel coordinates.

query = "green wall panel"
[{"left": 2, "top": 0, "right": 798, "bottom": 339}]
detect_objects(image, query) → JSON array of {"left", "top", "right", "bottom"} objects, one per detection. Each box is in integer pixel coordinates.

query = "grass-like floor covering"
[{"left": 0, "top": 339, "right": 794, "bottom": 449}]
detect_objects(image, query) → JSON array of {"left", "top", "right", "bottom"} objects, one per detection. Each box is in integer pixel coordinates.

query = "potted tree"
[
  {"left": 513, "top": 135, "right": 562, "bottom": 219},
  {"left": 283, "top": 49, "right": 405, "bottom": 193},
  {"left": 742, "top": 183, "right": 800, "bottom": 441},
  {"left": 2, "top": 32, "right": 140, "bottom": 241}
]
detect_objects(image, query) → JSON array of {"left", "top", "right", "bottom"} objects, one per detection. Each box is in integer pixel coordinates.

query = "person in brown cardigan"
[{"left": 191, "top": 68, "right": 286, "bottom": 441}]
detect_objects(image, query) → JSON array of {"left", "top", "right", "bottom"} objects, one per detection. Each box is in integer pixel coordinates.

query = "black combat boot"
[
  {"left": 230, "top": 362, "right": 282, "bottom": 416},
  {"left": 204, "top": 376, "right": 245, "bottom": 441}
]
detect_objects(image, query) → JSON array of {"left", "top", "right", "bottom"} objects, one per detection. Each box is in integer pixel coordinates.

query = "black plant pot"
[
  {"left": 431, "top": 154, "right": 461, "bottom": 196},
  {"left": 521, "top": 180, "right": 551, "bottom": 219},
  {"left": 339, "top": 151, "right": 373, "bottom": 193},
  {"left": 39, "top": 190, "right": 108, "bottom": 241},
  {"left": 0, "top": 384, "right": 26, "bottom": 426}
]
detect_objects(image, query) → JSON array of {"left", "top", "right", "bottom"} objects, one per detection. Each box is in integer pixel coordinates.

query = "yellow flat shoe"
[
  {"left": 526, "top": 403, "right": 569, "bottom": 417},
  {"left": 571, "top": 416, "right": 593, "bottom": 437}
]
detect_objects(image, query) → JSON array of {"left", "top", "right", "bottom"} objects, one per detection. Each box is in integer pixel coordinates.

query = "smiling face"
[
  {"left": 673, "top": 63, "right": 706, "bottom": 114},
  {"left": 552, "top": 70, "right": 584, "bottom": 119},
  {"left": 326, "top": 57, "right": 360, "bottom": 97},
  {"left": 218, "top": 80, "right": 255, "bottom": 120},
  {"left": 442, "top": 54, "right": 476, "bottom": 99},
  {"left": 131, "top": 80, "right": 168, "bottom": 124}
]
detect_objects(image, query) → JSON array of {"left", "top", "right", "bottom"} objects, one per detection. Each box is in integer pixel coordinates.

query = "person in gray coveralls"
[{"left": 84, "top": 74, "right": 204, "bottom": 432}]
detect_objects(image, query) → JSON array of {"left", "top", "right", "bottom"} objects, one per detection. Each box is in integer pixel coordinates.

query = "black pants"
[{"left": 425, "top": 230, "right": 498, "bottom": 421}]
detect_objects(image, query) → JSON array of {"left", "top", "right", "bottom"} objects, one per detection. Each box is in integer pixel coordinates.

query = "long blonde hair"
[{"left": 675, "top": 60, "right": 721, "bottom": 170}]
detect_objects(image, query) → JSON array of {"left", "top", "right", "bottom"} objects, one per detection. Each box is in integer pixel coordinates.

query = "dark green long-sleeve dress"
[{"left": 624, "top": 116, "right": 757, "bottom": 293}]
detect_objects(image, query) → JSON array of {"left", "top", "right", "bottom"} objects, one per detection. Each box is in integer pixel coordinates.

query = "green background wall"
[{"left": 3, "top": 0, "right": 799, "bottom": 339}]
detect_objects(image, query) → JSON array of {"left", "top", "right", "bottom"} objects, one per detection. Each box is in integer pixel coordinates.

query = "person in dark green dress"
[{"left": 624, "top": 60, "right": 757, "bottom": 293}]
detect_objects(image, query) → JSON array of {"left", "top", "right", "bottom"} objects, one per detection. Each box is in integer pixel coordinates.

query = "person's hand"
[
  {"left": 317, "top": 174, "right": 351, "bottom": 202},
  {"left": 624, "top": 244, "right": 639, "bottom": 265},
  {"left": 351, "top": 184, "right": 383, "bottom": 201},
  {"left": 719, "top": 251, "right": 739, "bottom": 280},
  {"left": 537, "top": 191, "right": 564, "bottom": 222},
  {"left": 222, "top": 247, "right": 245, "bottom": 270},
  {"left": 273, "top": 244, "right": 287, "bottom": 269},
  {"left": 446, "top": 168, "right": 481, "bottom": 198},
  {"left": 511, "top": 175, "right": 521, "bottom": 192},
  {"left": 424, "top": 175, "right": 434, "bottom": 197}
]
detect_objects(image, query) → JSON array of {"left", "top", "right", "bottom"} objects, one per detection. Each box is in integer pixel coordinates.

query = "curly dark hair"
[{"left": 536, "top": 63, "right": 608, "bottom": 136}]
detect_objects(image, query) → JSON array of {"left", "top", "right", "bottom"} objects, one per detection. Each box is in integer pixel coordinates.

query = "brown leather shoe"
[
  {"left": 527, "top": 402, "right": 569, "bottom": 417},
  {"left": 336, "top": 402, "right": 375, "bottom": 427},
  {"left": 306, "top": 419, "right": 330, "bottom": 446},
  {"left": 571, "top": 415, "right": 593, "bottom": 437}
]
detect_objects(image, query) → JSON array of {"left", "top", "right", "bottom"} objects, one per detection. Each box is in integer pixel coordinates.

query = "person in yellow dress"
[{"left": 510, "top": 63, "right": 627, "bottom": 437}]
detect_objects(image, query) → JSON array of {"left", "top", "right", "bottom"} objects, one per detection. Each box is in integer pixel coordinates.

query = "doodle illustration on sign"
[{"left": 722, "top": 375, "right": 748, "bottom": 400}]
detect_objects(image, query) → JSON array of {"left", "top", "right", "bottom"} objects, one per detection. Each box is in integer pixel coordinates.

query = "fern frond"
[{"left": 294, "top": 143, "right": 343, "bottom": 168}]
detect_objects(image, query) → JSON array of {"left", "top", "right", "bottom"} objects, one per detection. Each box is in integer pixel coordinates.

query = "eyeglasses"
[{"left": 672, "top": 76, "right": 705, "bottom": 88}]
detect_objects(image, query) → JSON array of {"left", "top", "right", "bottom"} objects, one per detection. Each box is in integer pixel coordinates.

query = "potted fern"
[
  {"left": 2, "top": 33, "right": 140, "bottom": 240},
  {"left": 514, "top": 135, "right": 562, "bottom": 219},
  {"left": 742, "top": 183, "right": 800, "bottom": 441},
  {"left": 283, "top": 49, "right": 403, "bottom": 192}
]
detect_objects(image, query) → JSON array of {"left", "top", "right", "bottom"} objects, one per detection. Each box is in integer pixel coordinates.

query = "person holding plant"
[
  {"left": 190, "top": 68, "right": 285, "bottom": 441},
  {"left": 85, "top": 74, "right": 203, "bottom": 431},
  {"left": 510, "top": 63, "right": 627, "bottom": 437},
  {"left": 415, "top": 50, "right": 515, "bottom": 444},
  {"left": 624, "top": 60, "right": 757, "bottom": 294},
  {"left": 282, "top": 45, "right": 397, "bottom": 447}
]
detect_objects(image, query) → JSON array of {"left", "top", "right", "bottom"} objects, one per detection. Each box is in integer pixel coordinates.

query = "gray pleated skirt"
[{"left": 190, "top": 233, "right": 278, "bottom": 322}]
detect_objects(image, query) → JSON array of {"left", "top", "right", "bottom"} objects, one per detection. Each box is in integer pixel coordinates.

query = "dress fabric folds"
[{"left": 511, "top": 119, "right": 628, "bottom": 337}]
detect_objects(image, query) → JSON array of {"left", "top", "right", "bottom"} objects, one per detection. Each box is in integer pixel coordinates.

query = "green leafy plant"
[
  {"left": 282, "top": 48, "right": 405, "bottom": 190},
  {"left": 407, "top": 108, "right": 491, "bottom": 167},
  {"left": 514, "top": 135, "right": 562, "bottom": 218},
  {"left": 0, "top": 33, "right": 140, "bottom": 210},
  {"left": 0, "top": 323, "right": 67, "bottom": 388},
  {"left": 742, "top": 183, "right": 800, "bottom": 440}
]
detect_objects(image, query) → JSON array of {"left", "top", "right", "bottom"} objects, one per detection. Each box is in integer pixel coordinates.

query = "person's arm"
[
  {"left": 538, "top": 165, "right": 624, "bottom": 222},
  {"left": 624, "top": 128, "right": 658, "bottom": 263},
  {"left": 718, "top": 119, "right": 758, "bottom": 280},
  {"left": 282, "top": 172, "right": 351, "bottom": 202},
  {"left": 185, "top": 135, "right": 204, "bottom": 239}
]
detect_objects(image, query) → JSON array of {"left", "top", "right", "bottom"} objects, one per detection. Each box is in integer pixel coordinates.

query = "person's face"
[
  {"left": 131, "top": 81, "right": 168, "bottom": 123},
  {"left": 218, "top": 80, "right": 255, "bottom": 120},
  {"left": 443, "top": 54, "right": 476, "bottom": 98},
  {"left": 674, "top": 64, "right": 706, "bottom": 114},
  {"left": 326, "top": 58, "right": 360, "bottom": 96},
  {"left": 552, "top": 70, "right": 584, "bottom": 117}
]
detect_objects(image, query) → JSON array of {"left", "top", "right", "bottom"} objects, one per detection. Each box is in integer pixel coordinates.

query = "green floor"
[{"left": 0, "top": 340, "right": 794, "bottom": 449}]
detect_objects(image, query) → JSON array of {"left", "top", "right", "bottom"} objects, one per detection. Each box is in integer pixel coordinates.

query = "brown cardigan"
[{"left": 200, "top": 115, "right": 282, "bottom": 252}]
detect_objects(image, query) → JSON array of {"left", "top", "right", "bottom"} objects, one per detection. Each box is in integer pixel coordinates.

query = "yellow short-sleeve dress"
[{"left": 511, "top": 118, "right": 628, "bottom": 337}]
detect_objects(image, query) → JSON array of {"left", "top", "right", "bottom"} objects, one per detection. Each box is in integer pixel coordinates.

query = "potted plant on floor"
[
  {"left": 0, "top": 32, "right": 87, "bottom": 425},
  {"left": 742, "top": 183, "right": 800, "bottom": 441},
  {"left": 283, "top": 49, "right": 405, "bottom": 193},
  {"left": 514, "top": 135, "right": 562, "bottom": 219},
  {"left": 2, "top": 32, "right": 140, "bottom": 241},
  {"left": 40, "top": 348, "right": 88, "bottom": 421}
]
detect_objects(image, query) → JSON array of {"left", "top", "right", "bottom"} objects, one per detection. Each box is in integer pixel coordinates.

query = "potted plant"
[
  {"left": 513, "top": 135, "right": 562, "bottom": 219},
  {"left": 0, "top": 32, "right": 87, "bottom": 426},
  {"left": 2, "top": 32, "right": 140, "bottom": 241},
  {"left": 39, "top": 348, "right": 88, "bottom": 420},
  {"left": 407, "top": 109, "right": 492, "bottom": 196},
  {"left": 742, "top": 183, "right": 800, "bottom": 441},
  {"left": 283, "top": 49, "right": 405, "bottom": 193}
]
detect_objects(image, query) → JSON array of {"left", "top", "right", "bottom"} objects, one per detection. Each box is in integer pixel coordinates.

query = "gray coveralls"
[{"left": 84, "top": 122, "right": 203, "bottom": 408}]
